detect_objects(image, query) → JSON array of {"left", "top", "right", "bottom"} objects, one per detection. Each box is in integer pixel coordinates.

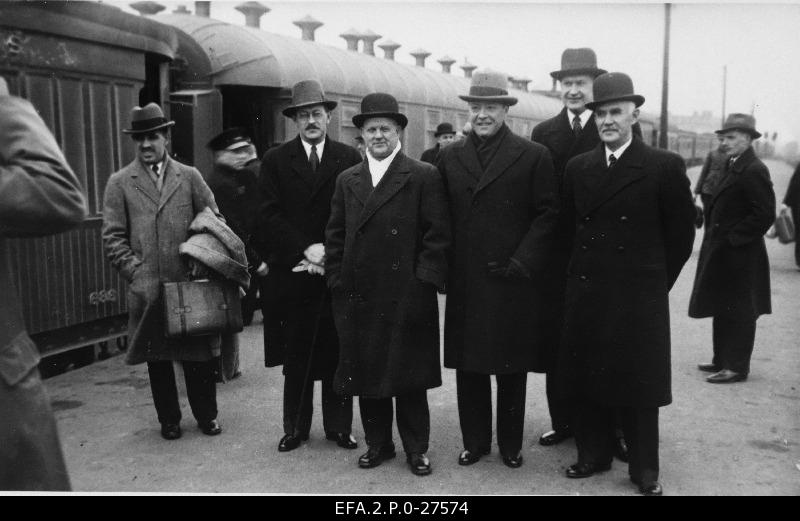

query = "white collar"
[
  {"left": 366, "top": 141, "right": 402, "bottom": 187},
  {"left": 605, "top": 137, "right": 633, "bottom": 166},
  {"left": 566, "top": 108, "right": 592, "bottom": 129},
  {"left": 300, "top": 137, "right": 325, "bottom": 161}
]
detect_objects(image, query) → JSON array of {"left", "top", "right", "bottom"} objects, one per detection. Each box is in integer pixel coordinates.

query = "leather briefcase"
[
  {"left": 775, "top": 209, "right": 795, "bottom": 244},
  {"left": 163, "top": 280, "right": 243, "bottom": 338}
]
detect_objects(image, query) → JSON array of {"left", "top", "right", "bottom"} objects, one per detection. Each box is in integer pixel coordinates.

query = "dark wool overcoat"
[
  {"left": 689, "top": 146, "right": 775, "bottom": 321},
  {"left": 325, "top": 152, "right": 450, "bottom": 399},
  {"left": 258, "top": 136, "right": 362, "bottom": 378},
  {"left": 1, "top": 95, "right": 84, "bottom": 491},
  {"left": 103, "top": 155, "right": 222, "bottom": 365},
  {"left": 437, "top": 125, "right": 559, "bottom": 374},
  {"left": 420, "top": 144, "right": 440, "bottom": 165},
  {"left": 782, "top": 163, "right": 800, "bottom": 267},
  {"left": 559, "top": 138, "right": 696, "bottom": 408}
]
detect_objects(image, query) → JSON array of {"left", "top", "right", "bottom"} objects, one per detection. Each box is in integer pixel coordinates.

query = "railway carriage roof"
[{"left": 158, "top": 14, "right": 561, "bottom": 119}]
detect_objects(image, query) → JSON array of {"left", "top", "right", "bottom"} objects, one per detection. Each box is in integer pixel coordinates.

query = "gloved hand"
[{"left": 486, "top": 258, "right": 530, "bottom": 280}]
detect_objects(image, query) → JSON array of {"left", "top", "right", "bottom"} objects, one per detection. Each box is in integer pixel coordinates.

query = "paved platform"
[{"left": 43, "top": 160, "right": 800, "bottom": 495}]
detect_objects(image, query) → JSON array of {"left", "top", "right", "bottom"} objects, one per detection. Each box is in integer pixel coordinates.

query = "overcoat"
[
  {"left": 437, "top": 125, "right": 559, "bottom": 374},
  {"left": 559, "top": 138, "right": 696, "bottom": 408},
  {"left": 325, "top": 151, "right": 450, "bottom": 398},
  {"left": 102, "top": 155, "right": 221, "bottom": 365},
  {"left": 688, "top": 146, "right": 775, "bottom": 320},
  {"left": 1, "top": 95, "right": 85, "bottom": 490},
  {"left": 258, "top": 136, "right": 362, "bottom": 377},
  {"left": 782, "top": 163, "right": 800, "bottom": 266},
  {"left": 420, "top": 144, "right": 440, "bottom": 165}
]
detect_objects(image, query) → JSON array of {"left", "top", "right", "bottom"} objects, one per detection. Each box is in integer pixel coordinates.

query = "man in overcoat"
[
  {"left": 782, "top": 163, "right": 800, "bottom": 268},
  {"left": 436, "top": 70, "right": 559, "bottom": 468},
  {"left": 689, "top": 114, "right": 775, "bottom": 384},
  {"left": 258, "top": 80, "right": 362, "bottom": 452},
  {"left": 325, "top": 93, "right": 450, "bottom": 476},
  {"left": 559, "top": 73, "right": 696, "bottom": 495},
  {"left": 103, "top": 102, "right": 224, "bottom": 441},
  {"left": 1, "top": 79, "right": 85, "bottom": 490},
  {"left": 420, "top": 122, "right": 456, "bottom": 165}
]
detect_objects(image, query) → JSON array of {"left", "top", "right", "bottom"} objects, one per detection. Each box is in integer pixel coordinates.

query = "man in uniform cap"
[
  {"left": 103, "top": 102, "right": 225, "bottom": 441},
  {"left": 558, "top": 72, "right": 695, "bottom": 495},
  {"left": 436, "top": 69, "right": 559, "bottom": 469},
  {"left": 326, "top": 92, "right": 450, "bottom": 476},
  {"left": 258, "top": 80, "right": 362, "bottom": 453},
  {"left": 420, "top": 122, "right": 457, "bottom": 165},
  {"left": 206, "top": 128, "right": 267, "bottom": 380},
  {"left": 689, "top": 113, "right": 775, "bottom": 384}
]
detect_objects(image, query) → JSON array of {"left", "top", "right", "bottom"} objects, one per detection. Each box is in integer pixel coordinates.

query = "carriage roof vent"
[
  {"left": 378, "top": 39, "right": 401, "bottom": 61},
  {"left": 438, "top": 55, "right": 456, "bottom": 74},
  {"left": 360, "top": 30, "right": 382, "bottom": 56},
  {"left": 340, "top": 28, "right": 361, "bottom": 51},
  {"left": 511, "top": 77, "right": 531, "bottom": 92},
  {"left": 293, "top": 15, "right": 323, "bottom": 41},
  {"left": 236, "top": 2, "right": 270, "bottom": 29},
  {"left": 409, "top": 48, "right": 431, "bottom": 68},
  {"left": 130, "top": 1, "right": 166, "bottom": 16},
  {"left": 460, "top": 59, "right": 477, "bottom": 78},
  {"left": 173, "top": 5, "right": 191, "bottom": 14},
  {"left": 194, "top": 1, "right": 210, "bottom": 17}
]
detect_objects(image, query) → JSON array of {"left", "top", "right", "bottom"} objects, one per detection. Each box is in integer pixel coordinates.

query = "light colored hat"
[
  {"left": 122, "top": 102, "right": 175, "bottom": 134},
  {"left": 458, "top": 69, "right": 518, "bottom": 106}
]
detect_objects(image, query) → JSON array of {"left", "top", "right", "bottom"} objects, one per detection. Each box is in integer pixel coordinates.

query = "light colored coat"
[{"left": 102, "top": 154, "right": 221, "bottom": 365}]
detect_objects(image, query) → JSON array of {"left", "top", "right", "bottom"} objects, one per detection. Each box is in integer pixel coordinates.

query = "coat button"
[
  {"left": 617, "top": 245, "right": 625, "bottom": 252},
  {"left": 391, "top": 228, "right": 398, "bottom": 235},
  {"left": 579, "top": 275, "right": 588, "bottom": 281},
  {"left": 583, "top": 216, "right": 591, "bottom": 222},
  {"left": 620, "top": 215, "right": 628, "bottom": 222},
  {"left": 581, "top": 245, "right": 588, "bottom": 251},
  {"left": 392, "top": 262, "right": 399, "bottom": 270}
]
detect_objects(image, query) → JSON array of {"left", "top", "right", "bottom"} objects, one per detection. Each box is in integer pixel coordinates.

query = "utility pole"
[
  {"left": 658, "top": 3, "right": 671, "bottom": 149},
  {"left": 721, "top": 65, "right": 727, "bottom": 127}
]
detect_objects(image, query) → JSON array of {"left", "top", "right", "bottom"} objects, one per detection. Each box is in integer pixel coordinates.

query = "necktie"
[
  {"left": 309, "top": 144, "right": 319, "bottom": 173},
  {"left": 572, "top": 115, "right": 582, "bottom": 137},
  {"left": 608, "top": 154, "right": 617, "bottom": 169},
  {"left": 152, "top": 163, "right": 163, "bottom": 192}
]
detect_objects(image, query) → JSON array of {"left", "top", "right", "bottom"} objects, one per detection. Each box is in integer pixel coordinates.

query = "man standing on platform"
[{"left": 420, "top": 122, "right": 456, "bottom": 165}]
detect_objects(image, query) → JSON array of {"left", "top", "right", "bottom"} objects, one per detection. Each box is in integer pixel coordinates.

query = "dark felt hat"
[
  {"left": 458, "top": 69, "right": 518, "bottom": 106},
  {"left": 282, "top": 80, "right": 338, "bottom": 117},
  {"left": 715, "top": 113, "right": 762, "bottom": 139},
  {"left": 434, "top": 122, "right": 456, "bottom": 137},
  {"left": 352, "top": 93, "right": 408, "bottom": 129},
  {"left": 550, "top": 48, "right": 607, "bottom": 80},
  {"left": 122, "top": 102, "right": 175, "bottom": 134},
  {"left": 207, "top": 127, "right": 252, "bottom": 151},
  {"left": 585, "top": 72, "right": 645, "bottom": 111}
]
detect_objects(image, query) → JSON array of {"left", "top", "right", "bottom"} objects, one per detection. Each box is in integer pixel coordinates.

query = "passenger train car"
[{"left": 0, "top": 1, "right": 737, "bottom": 366}]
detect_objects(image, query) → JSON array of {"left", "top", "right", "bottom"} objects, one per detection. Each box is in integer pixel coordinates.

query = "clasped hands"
[{"left": 292, "top": 243, "right": 326, "bottom": 276}]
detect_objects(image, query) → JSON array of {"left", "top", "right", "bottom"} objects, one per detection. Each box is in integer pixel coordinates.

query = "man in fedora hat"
[
  {"left": 258, "top": 79, "right": 361, "bottom": 453},
  {"left": 531, "top": 47, "right": 641, "bottom": 458},
  {"left": 325, "top": 92, "right": 450, "bottom": 476},
  {"left": 436, "top": 69, "right": 559, "bottom": 469},
  {"left": 206, "top": 128, "right": 267, "bottom": 380},
  {"left": 420, "top": 122, "right": 456, "bottom": 165},
  {"left": 689, "top": 113, "right": 775, "bottom": 384},
  {"left": 103, "top": 102, "right": 225, "bottom": 441},
  {"left": 558, "top": 72, "right": 695, "bottom": 495}
]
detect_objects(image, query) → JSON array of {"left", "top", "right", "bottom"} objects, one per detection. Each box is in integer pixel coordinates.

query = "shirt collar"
[
  {"left": 567, "top": 108, "right": 593, "bottom": 129},
  {"left": 300, "top": 137, "right": 326, "bottom": 160},
  {"left": 605, "top": 137, "right": 633, "bottom": 166}
]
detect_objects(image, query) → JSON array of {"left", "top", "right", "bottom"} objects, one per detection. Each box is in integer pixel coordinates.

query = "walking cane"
[{"left": 291, "top": 276, "right": 326, "bottom": 439}]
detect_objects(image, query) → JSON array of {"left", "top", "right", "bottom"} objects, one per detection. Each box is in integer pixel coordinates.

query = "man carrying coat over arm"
[
  {"left": 325, "top": 93, "right": 451, "bottom": 477},
  {"left": 558, "top": 73, "right": 696, "bottom": 495},
  {"left": 436, "top": 70, "right": 559, "bottom": 469}
]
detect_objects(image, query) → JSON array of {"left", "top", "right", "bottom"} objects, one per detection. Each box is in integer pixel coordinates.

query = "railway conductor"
[
  {"left": 558, "top": 73, "right": 696, "bottom": 495},
  {"left": 258, "top": 80, "right": 362, "bottom": 453},
  {"left": 436, "top": 70, "right": 559, "bottom": 468},
  {"left": 103, "top": 102, "right": 224, "bottom": 441},
  {"left": 1, "top": 77, "right": 85, "bottom": 490}
]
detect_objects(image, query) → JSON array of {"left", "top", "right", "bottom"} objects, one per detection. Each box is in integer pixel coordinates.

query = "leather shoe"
[
  {"left": 278, "top": 433, "right": 305, "bottom": 452},
  {"left": 639, "top": 482, "right": 663, "bottom": 496},
  {"left": 199, "top": 419, "right": 222, "bottom": 436},
  {"left": 502, "top": 453, "right": 523, "bottom": 468},
  {"left": 458, "top": 448, "right": 490, "bottom": 466},
  {"left": 160, "top": 423, "right": 182, "bottom": 440},
  {"left": 358, "top": 445, "right": 397, "bottom": 468},
  {"left": 697, "top": 363, "right": 721, "bottom": 373},
  {"left": 706, "top": 369, "right": 747, "bottom": 384},
  {"left": 406, "top": 453, "right": 432, "bottom": 476},
  {"left": 539, "top": 429, "right": 572, "bottom": 446},
  {"left": 326, "top": 432, "right": 358, "bottom": 449},
  {"left": 565, "top": 461, "right": 611, "bottom": 479},
  {"left": 614, "top": 436, "right": 629, "bottom": 462}
]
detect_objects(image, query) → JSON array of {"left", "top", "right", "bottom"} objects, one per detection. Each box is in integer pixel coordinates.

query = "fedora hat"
[
  {"left": 715, "top": 113, "right": 762, "bottom": 139},
  {"left": 122, "top": 102, "right": 175, "bottom": 134},
  {"left": 207, "top": 127, "right": 252, "bottom": 151},
  {"left": 551, "top": 48, "right": 607, "bottom": 80},
  {"left": 459, "top": 69, "right": 518, "bottom": 106},
  {"left": 434, "top": 122, "right": 456, "bottom": 137},
  {"left": 352, "top": 92, "right": 408, "bottom": 129},
  {"left": 585, "top": 72, "right": 645, "bottom": 111},
  {"left": 282, "top": 79, "right": 338, "bottom": 118}
]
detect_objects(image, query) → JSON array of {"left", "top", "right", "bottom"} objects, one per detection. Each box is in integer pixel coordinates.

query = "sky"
[{"left": 109, "top": 0, "right": 800, "bottom": 145}]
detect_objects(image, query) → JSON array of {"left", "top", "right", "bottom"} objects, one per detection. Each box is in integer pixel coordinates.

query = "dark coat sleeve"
[
  {"left": 324, "top": 173, "right": 347, "bottom": 290},
  {"left": 0, "top": 95, "right": 86, "bottom": 237},
  {"left": 414, "top": 166, "right": 451, "bottom": 292},
  {"left": 784, "top": 164, "right": 800, "bottom": 207},
  {"left": 657, "top": 154, "right": 696, "bottom": 289},
  {"left": 728, "top": 164, "right": 776, "bottom": 247},
  {"left": 695, "top": 152, "right": 713, "bottom": 196}
]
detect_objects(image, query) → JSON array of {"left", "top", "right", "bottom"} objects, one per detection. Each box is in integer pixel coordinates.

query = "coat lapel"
[
  {"left": 356, "top": 152, "right": 411, "bottom": 230},
  {"left": 289, "top": 137, "right": 315, "bottom": 191},
  {"left": 158, "top": 156, "right": 183, "bottom": 213},
  {"left": 474, "top": 129, "right": 524, "bottom": 196},
  {"left": 344, "top": 162, "right": 371, "bottom": 207},
  {"left": 580, "top": 139, "right": 646, "bottom": 216},
  {"left": 710, "top": 147, "right": 753, "bottom": 206},
  {"left": 130, "top": 160, "right": 160, "bottom": 208},
  {"left": 310, "top": 140, "right": 342, "bottom": 200},
  {"left": 454, "top": 138, "right": 483, "bottom": 182}
]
